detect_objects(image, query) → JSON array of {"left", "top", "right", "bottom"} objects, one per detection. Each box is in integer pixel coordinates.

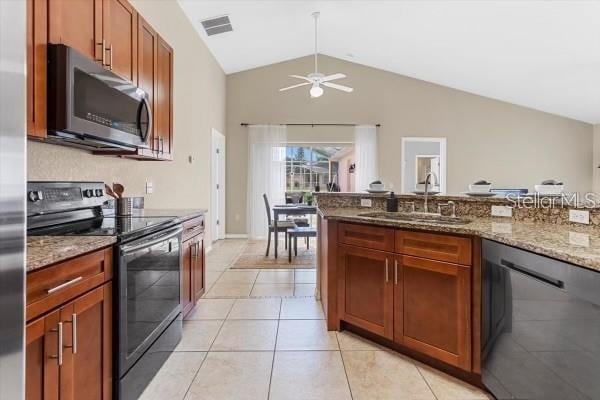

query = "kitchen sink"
[{"left": 357, "top": 211, "right": 472, "bottom": 225}]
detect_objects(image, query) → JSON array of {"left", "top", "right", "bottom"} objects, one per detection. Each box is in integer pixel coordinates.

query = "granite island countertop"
[
  {"left": 319, "top": 207, "right": 600, "bottom": 272},
  {"left": 27, "top": 236, "right": 117, "bottom": 272}
]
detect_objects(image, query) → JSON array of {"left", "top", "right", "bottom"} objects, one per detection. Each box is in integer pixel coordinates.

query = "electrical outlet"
[
  {"left": 569, "top": 209, "right": 589, "bottom": 224},
  {"left": 145, "top": 181, "right": 153, "bottom": 194},
  {"left": 491, "top": 205, "right": 513, "bottom": 218},
  {"left": 360, "top": 198, "right": 372, "bottom": 207},
  {"left": 569, "top": 231, "right": 590, "bottom": 247}
]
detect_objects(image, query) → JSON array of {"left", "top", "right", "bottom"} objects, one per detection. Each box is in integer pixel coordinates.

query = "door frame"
[
  {"left": 211, "top": 128, "right": 226, "bottom": 241},
  {"left": 401, "top": 137, "right": 447, "bottom": 194}
]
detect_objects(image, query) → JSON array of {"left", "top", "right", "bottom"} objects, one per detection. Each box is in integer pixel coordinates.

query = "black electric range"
[{"left": 27, "top": 181, "right": 183, "bottom": 400}]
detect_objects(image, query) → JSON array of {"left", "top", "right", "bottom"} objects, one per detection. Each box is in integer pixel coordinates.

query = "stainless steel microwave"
[{"left": 47, "top": 44, "right": 151, "bottom": 152}]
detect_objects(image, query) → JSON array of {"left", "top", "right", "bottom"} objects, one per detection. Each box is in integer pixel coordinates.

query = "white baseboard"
[
  {"left": 225, "top": 233, "right": 248, "bottom": 239},
  {"left": 205, "top": 245, "right": 213, "bottom": 254}
]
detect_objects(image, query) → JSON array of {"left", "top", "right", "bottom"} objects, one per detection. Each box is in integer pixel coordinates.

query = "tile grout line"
[
  {"left": 180, "top": 351, "right": 209, "bottom": 400},
  {"left": 336, "top": 333, "right": 355, "bottom": 400},
  {"left": 414, "top": 362, "right": 440, "bottom": 400},
  {"left": 266, "top": 297, "right": 283, "bottom": 400}
]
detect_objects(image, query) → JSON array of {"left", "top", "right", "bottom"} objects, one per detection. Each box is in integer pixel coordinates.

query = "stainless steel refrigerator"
[{"left": 0, "top": 1, "right": 26, "bottom": 399}]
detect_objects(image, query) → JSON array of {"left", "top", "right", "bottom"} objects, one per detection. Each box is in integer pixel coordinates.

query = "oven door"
[
  {"left": 48, "top": 44, "right": 151, "bottom": 149},
  {"left": 116, "top": 224, "right": 182, "bottom": 377}
]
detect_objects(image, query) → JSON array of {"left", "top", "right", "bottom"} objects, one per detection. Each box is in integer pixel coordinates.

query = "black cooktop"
[{"left": 28, "top": 215, "right": 178, "bottom": 241}]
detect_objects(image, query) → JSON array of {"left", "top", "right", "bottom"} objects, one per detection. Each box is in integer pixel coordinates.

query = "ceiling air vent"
[{"left": 200, "top": 15, "right": 233, "bottom": 36}]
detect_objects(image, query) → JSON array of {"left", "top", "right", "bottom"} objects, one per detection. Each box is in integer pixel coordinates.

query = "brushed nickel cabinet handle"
[
  {"left": 65, "top": 313, "right": 77, "bottom": 354},
  {"left": 394, "top": 260, "right": 398, "bottom": 285},
  {"left": 107, "top": 43, "right": 113, "bottom": 70},
  {"left": 50, "top": 322, "right": 63, "bottom": 366},
  {"left": 385, "top": 259, "right": 389, "bottom": 283},
  {"left": 47, "top": 276, "right": 83, "bottom": 294}
]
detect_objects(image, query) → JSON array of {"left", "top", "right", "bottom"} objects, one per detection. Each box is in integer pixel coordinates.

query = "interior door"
[
  {"left": 103, "top": 0, "right": 137, "bottom": 82},
  {"left": 338, "top": 245, "right": 394, "bottom": 339},
  {"left": 48, "top": 0, "right": 102, "bottom": 62},
  {"left": 400, "top": 255, "right": 471, "bottom": 370},
  {"left": 212, "top": 129, "right": 226, "bottom": 240}
]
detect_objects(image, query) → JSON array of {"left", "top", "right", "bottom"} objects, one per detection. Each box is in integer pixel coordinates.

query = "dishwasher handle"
[{"left": 500, "top": 259, "right": 565, "bottom": 289}]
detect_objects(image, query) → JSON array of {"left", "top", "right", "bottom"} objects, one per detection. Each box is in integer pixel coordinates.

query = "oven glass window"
[
  {"left": 124, "top": 238, "right": 180, "bottom": 358},
  {"left": 73, "top": 68, "right": 146, "bottom": 137}
]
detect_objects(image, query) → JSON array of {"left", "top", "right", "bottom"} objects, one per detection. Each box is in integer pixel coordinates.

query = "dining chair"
[{"left": 263, "top": 193, "right": 296, "bottom": 257}]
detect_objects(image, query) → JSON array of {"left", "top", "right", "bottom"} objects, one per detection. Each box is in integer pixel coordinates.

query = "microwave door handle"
[{"left": 137, "top": 96, "right": 152, "bottom": 143}]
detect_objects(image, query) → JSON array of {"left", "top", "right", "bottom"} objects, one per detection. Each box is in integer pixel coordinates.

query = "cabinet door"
[
  {"left": 136, "top": 15, "right": 158, "bottom": 157},
  {"left": 155, "top": 36, "right": 173, "bottom": 159},
  {"left": 26, "top": 0, "right": 47, "bottom": 139},
  {"left": 193, "top": 238, "right": 205, "bottom": 301},
  {"left": 181, "top": 239, "right": 194, "bottom": 317},
  {"left": 59, "top": 284, "right": 112, "bottom": 400},
  {"left": 400, "top": 255, "right": 471, "bottom": 370},
  {"left": 49, "top": 0, "right": 102, "bottom": 62},
  {"left": 338, "top": 245, "right": 394, "bottom": 339},
  {"left": 103, "top": 0, "right": 137, "bottom": 82},
  {"left": 26, "top": 313, "right": 60, "bottom": 400}
]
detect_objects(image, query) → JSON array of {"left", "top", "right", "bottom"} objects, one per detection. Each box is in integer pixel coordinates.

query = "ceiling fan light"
[{"left": 310, "top": 85, "right": 323, "bottom": 98}]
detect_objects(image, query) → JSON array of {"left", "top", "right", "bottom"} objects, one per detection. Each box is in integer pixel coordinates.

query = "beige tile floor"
[{"left": 140, "top": 239, "right": 491, "bottom": 400}]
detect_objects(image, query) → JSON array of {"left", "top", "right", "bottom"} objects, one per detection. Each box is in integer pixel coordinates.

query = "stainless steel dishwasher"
[{"left": 482, "top": 239, "right": 600, "bottom": 400}]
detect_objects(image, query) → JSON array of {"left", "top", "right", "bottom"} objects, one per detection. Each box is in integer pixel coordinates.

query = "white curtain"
[
  {"left": 246, "top": 125, "right": 287, "bottom": 239},
  {"left": 354, "top": 125, "right": 379, "bottom": 191}
]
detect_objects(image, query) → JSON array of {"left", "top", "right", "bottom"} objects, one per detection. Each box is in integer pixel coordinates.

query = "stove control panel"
[{"left": 27, "top": 181, "right": 106, "bottom": 215}]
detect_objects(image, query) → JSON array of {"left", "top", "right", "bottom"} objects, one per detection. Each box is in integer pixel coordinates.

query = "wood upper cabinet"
[
  {"left": 48, "top": 0, "right": 102, "bottom": 62},
  {"left": 399, "top": 255, "right": 471, "bottom": 370},
  {"left": 27, "top": 0, "right": 47, "bottom": 139},
  {"left": 155, "top": 36, "right": 173, "bottom": 160},
  {"left": 103, "top": 0, "right": 137, "bottom": 82},
  {"left": 338, "top": 245, "right": 394, "bottom": 339},
  {"left": 26, "top": 283, "right": 112, "bottom": 400}
]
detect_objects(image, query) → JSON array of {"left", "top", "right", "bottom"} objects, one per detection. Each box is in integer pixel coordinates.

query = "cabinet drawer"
[
  {"left": 183, "top": 216, "right": 204, "bottom": 241},
  {"left": 27, "top": 247, "right": 113, "bottom": 321},
  {"left": 338, "top": 223, "right": 395, "bottom": 252},
  {"left": 396, "top": 230, "right": 472, "bottom": 265}
]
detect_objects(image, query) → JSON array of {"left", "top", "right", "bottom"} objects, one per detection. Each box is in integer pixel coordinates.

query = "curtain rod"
[{"left": 240, "top": 123, "right": 381, "bottom": 127}]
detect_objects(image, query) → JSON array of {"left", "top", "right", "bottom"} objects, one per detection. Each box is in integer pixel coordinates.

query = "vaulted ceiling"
[{"left": 178, "top": 0, "right": 600, "bottom": 123}]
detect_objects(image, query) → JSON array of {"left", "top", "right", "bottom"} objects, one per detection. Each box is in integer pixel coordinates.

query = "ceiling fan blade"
[
  {"left": 322, "top": 73, "right": 346, "bottom": 82},
  {"left": 289, "top": 75, "right": 312, "bottom": 82},
  {"left": 322, "top": 82, "right": 354, "bottom": 93},
  {"left": 279, "top": 82, "right": 311, "bottom": 92}
]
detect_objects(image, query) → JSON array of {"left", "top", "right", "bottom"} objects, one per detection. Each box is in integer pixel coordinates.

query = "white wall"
[
  {"left": 594, "top": 124, "right": 600, "bottom": 192},
  {"left": 27, "top": 0, "right": 226, "bottom": 243},
  {"left": 226, "top": 54, "right": 593, "bottom": 234}
]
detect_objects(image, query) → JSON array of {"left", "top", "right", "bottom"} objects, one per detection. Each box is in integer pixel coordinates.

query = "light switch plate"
[
  {"left": 360, "top": 198, "right": 372, "bottom": 207},
  {"left": 145, "top": 181, "right": 153, "bottom": 194},
  {"left": 569, "top": 209, "right": 589, "bottom": 224},
  {"left": 491, "top": 205, "right": 513, "bottom": 218},
  {"left": 569, "top": 231, "right": 590, "bottom": 247}
]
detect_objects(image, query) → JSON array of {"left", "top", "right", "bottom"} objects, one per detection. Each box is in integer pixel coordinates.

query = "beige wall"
[
  {"left": 594, "top": 124, "right": 600, "bottom": 192},
  {"left": 226, "top": 54, "right": 593, "bottom": 234},
  {"left": 28, "top": 0, "right": 226, "bottom": 243}
]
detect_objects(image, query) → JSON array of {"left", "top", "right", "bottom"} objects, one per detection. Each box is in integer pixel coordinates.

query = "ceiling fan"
[{"left": 279, "top": 12, "right": 353, "bottom": 98}]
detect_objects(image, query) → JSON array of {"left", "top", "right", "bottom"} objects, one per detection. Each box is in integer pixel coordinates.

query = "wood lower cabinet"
[
  {"left": 182, "top": 216, "right": 206, "bottom": 318},
  {"left": 26, "top": 248, "right": 113, "bottom": 400},
  {"left": 399, "top": 255, "right": 471, "bottom": 370},
  {"left": 192, "top": 237, "right": 205, "bottom": 301},
  {"left": 331, "top": 223, "right": 475, "bottom": 372},
  {"left": 338, "top": 245, "right": 394, "bottom": 339},
  {"left": 26, "top": 283, "right": 112, "bottom": 400},
  {"left": 181, "top": 239, "right": 194, "bottom": 316}
]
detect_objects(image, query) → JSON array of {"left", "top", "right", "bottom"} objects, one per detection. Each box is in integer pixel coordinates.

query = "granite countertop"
[
  {"left": 27, "top": 236, "right": 117, "bottom": 272},
  {"left": 319, "top": 207, "right": 600, "bottom": 272}
]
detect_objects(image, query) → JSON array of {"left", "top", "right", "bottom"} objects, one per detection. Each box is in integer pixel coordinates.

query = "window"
[{"left": 285, "top": 145, "right": 352, "bottom": 192}]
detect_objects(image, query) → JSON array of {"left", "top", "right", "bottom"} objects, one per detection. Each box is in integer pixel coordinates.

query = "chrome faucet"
[{"left": 423, "top": 172, "right": 435, "bottom": 213}]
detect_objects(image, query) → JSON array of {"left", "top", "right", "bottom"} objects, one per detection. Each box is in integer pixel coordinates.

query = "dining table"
[{"left": 272, "top": 204, "right": 317, "bottom": 258}]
